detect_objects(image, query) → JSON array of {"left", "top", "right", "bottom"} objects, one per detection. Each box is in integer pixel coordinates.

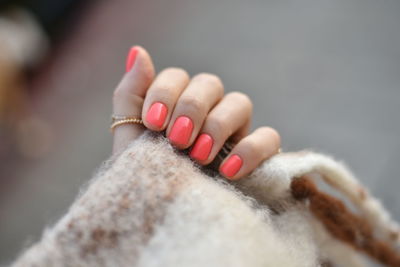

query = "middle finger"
[{"left": 166, "top": 73, "right": 224, "bottom": 149}]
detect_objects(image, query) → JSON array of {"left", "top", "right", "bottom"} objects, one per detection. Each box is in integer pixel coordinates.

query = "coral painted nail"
[
  {"left": 190, "top": 133, "right": 213, "bottom": 161},
  {"left": 146, "top": 102, "right": 168, "bottom": 128},
  {"left": 220, "top": 154, "right": 243, "bottom": 178},
  {"left": 168, "top": 116, "right": 193, "bottom": 146},
  {"left": 126, "top": 46, "right": 139, "bottom": 72}
]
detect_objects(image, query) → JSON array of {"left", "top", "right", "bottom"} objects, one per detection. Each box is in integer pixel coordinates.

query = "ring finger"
[{"left": 189, "top": 92, "right": 252, "bottom": 165}]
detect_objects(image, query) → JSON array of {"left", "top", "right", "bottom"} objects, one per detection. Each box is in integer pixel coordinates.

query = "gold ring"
[
  {"left": 111, "top": 115, "right": 143, "bottom": 122},
  {"left": 110, "top": 115, "right": 143, "bottom": 131}
]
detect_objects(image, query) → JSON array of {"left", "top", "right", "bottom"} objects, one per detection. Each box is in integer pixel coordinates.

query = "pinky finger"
[{"left": 219, "top": 127, "right": 281, "bottom": 180}]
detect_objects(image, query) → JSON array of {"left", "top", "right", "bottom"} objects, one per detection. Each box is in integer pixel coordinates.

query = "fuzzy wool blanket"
[{"left": 11, "top": 131, "right": 400, "bottom": 267}]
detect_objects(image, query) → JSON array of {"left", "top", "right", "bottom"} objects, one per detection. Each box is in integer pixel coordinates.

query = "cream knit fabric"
[{"left": 11, "top": 131, "right": 400, "bottom": 267}]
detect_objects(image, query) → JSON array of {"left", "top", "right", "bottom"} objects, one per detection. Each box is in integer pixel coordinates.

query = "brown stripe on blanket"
[{"left": 290, "top": 177, "right": 400, "bottom": 267}]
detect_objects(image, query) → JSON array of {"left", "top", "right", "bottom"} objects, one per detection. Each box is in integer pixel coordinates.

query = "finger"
[
  {"left": 112, "top": 46, "right": 155, "bottom": 154},
  {"left": 219, "top": 127, "right": 281, "bottom": 180},
  {"left": 166, "top": 73, "right": 224, "bottom": 149},
  {"left": 189, "top": 92, "right": 252, "bottom": 164},
  {"left": 142, "top": 68, "right": 190, "bottom": 131}
]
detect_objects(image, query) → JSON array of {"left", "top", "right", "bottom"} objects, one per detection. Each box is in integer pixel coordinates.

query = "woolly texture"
[{"left": 12, "top": 131, "right": 400, "bottom": 267}]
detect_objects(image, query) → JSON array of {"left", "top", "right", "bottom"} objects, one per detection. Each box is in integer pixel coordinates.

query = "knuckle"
[
  {"left": 270, "top": 128, "right": 282, "bottom": 148},
  {"left": 113, "top": 87, "right": 126, "bottom": 101},
  {"left": 207, "top": 114, "right": 229, "bottom": 138},
  {"left": 259, "top": 127, "right": 281, "bottom": 146},
  {"left": 228, "top": 91, "right": 253, "bottom": 111},
  {"left": 149, "top": 69, "right": 189, "bottom": 99},
  {"left": 142, "top": 68, "right": 155, "bottom": 85},
  {"left": 180, "top": 96, "right": 204, "bottom": 111},
  {"left": 242, "top": 138, "right": 263, "bottom": 158},
  {"left": 243, "top": 138, "right": 258, "bottom": 152},
  {"left": 260, "top": 126, "right": 281, "bottom": 143},
  {"left": 193, "top": 73, "right": 223, "bottom": 89},
  {"left": 151, "top": 85, "right": 173, "bottom": 98},
  {"left": 160, "top": 67, "right": 189, "bottom": 80}
]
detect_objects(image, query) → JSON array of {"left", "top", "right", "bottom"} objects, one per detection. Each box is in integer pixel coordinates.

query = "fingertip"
[
  {"left": 114, "top": 46, "right": 155, "bottom": 101},
  {"left": 123, "top": 45, "right": 155, "bottom": 94},
  {"left": 143, "top": 101, "right": 168, "bottom": 131},
  {"left": 219, "top": 154, "right": 243, "bottom": 180},
  {"left": 189, "top": 133, "right": 214, "bottom": 163},
  {"left": 126, "top": 46, "right": 139, "bottom": 72}
]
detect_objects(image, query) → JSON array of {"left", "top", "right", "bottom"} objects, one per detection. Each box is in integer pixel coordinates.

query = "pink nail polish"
[
  {"left": 126, "top": 46, "right": 138, "bottom": 72},
  {"left": 220, "top": 154, "right": 243, "bottom": 178},
  {"left": 190, "top": 133, "right": 213, "bottom": 161},
  {"left": 146, "top": 102, "right": 168, "bottom": 128},
  {"left": 168, "top": 116, "right": 193, "bottom": 146}
]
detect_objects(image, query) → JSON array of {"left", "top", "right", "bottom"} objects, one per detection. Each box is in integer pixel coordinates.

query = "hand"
[{"left": 112, "top": 46, "right": 280, "bottom": 180}]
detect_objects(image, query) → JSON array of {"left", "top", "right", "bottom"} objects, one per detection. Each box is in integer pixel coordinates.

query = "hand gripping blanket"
[{"left": 12, "top": 131, "right": 400, "bottom": 267}]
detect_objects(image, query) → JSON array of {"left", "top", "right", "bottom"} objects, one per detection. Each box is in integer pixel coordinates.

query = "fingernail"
[
  {"left": 146, "top": 102, "right": 168, "bottom": 128},
  {"left": 168, "top": 116, "right": 193, "bottom": 146},
  {"left": 220, "top": 154, "right": 243, "bottom": 178},
  {"left": 126, "top": 46, "right": 139, "bottom": 72},
  {"left": 190, "top": 133, "right": 213, "bottom": 161}
]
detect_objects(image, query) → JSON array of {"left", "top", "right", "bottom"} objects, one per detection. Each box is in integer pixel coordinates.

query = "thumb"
[{"left": 112, "top": 46, "right": 155, "bottom": 154}]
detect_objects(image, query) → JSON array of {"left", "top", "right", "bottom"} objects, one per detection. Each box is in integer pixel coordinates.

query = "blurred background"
[{"left": 0, "top": 0, "right": 400, "bottom": 264}]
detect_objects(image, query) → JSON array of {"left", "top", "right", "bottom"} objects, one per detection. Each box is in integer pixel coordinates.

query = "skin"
[{"left": 112, "top": 46, "right": 281, "bottom": 180}]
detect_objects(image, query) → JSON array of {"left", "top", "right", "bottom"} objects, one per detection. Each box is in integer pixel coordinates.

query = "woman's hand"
[{"left": 112, "top": 46, "right": 280, "bottom": 180}]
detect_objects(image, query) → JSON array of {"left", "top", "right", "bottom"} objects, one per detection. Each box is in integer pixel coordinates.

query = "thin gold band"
[
  {"left": 111, "top": 115, "right": 143, "bottom": 122},
  {"left": 110, "top": 116, "right": 143, "bottom": 131}
]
